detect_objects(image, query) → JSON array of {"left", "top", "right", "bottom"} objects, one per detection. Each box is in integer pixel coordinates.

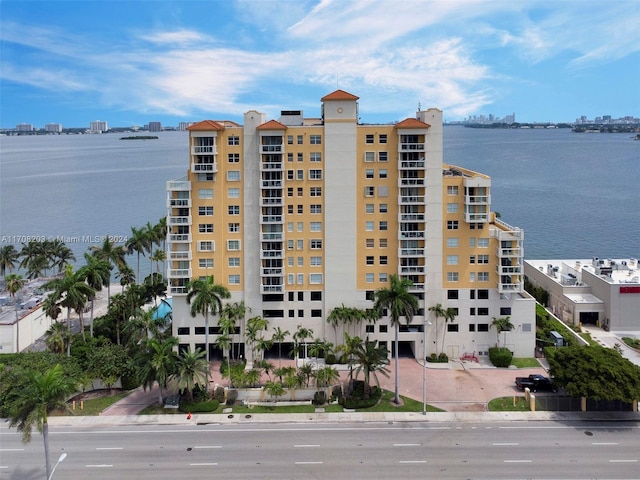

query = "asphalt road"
[{"left": 2, "top": 420, "right": 639, "bottom": 479}]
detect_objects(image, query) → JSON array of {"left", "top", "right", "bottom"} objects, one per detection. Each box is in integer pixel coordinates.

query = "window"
[
  {"left": 228, "top": 136, "right": 239, "bottom": 146},
  {"left": 310, "top": 135, "right": 321, "bottom": 144},
  {"left": 477, "top": 307, "right": 489, "bottom": 316},
  {"left": 297, "top": 256, "right": 303, "bottom": 266},
  {"left": 310, "top": 239, "right": 322, "bottom": 249},
  {"left": 309, "top": 274, "right": 323, "bottom": 284},
  {"left": 199, "top": 224, "right": 213, "bottom": 233},
  {"left": 310, "top": 204, "right": 322, "bottom": 214},
  {"left": 469, "top": 272, "right": 476, "bottom": 282},
  {"left": 287, "top": 170, "right": 294, "bottom": 180},
  {"left": 199, "top": 259, "right": 213, "bottom": 268},
  {"left": 287, "top": 274, "right": 294, "bottom": 285},
  {"left": 379, "top": 134, "right": 387, "bottom": 144},
  {"left": 379, "top": 238, "right": 387, "bottom": 248},
  {"left": 228, "top": 257, "right": 240, "bottom": 267},
  {"left": 447, "top": 290, "right": 459, "bottom": 300},
  {"left": 478, "top": 238, "right": 489, "bottom": 248},
  {"left": 477, "top": 324, "right": 489, "bottom": 332},
  {"left": 378, "top": 186, "right": 388, "bottom": 197},
  {"left": 228, "top": 274, "right": 240, "bottom": 285},
  {"left": 287, "top": 256, "right": 294, "bottom": 266},
  {"left": 297, "top": 187, "right": 303, "bottom": 197},
  {"left": 297, "top": 222, "right": 303, "bottom": 232},
  {"left": 297, "top": 239, "right": 303, "bottom": 250},
  {"left": 447, "top": 186, "right": 459, "bottom": 195},
  {"left": 297, "top": 135, "right": 303, "bottom": 145},
  {"left": 310, "top": 152, "right": 322, "bottom": 162},
  {"left": 228, "top": 188, "right": 240, "bottom": 198},
  {"left": 287, "top": 187, "right": 293, "bottom": 197},
  {"left": 287, "top": 205, "right": 294, "bottom": 214},
  {"left": 366, "top": 273, "right": 374, "bottom": 283},
  {"left": 379, "top": 273, "right": 388, "bottom": 282},
  {"left": 297, "top": 169, "right": 304, "bottom": 180},
  {"left": 177, "top": 327, "right": 190, "bottom": 335},
  {"left": 297, "top": 205, "right": 303, "bottom": 214},
  {"left": 198, "top": 206, "right": 213, "bottom": 216},
  {"left": 379, "top": 325, "right": 388, "bottom": 333},
  {"left": 522, "top": 323, "right": 532, "bottom": 333},
  {"left": 310, "top": 222, "right": 322, "bottom": 232},
  {"left": 228, "top": 205, "right": 240, "bottom": 215},
  {"left": 227, "top": 240, "right": 240, "bottom": 251},
  {"left": 469, "top": 237, "right": 476, "bottom": 247},
  {"left": 311, "top": 309, "right": 322, "bottom": 317},
  {"left": 477, "top": 254, "right": 489, "bottom": 264},
  {"left": 365, "top": 221, "right": 374, "bottom": 231},
  {"left": 198, "top": 241, "right": 214, "bottom": 252},
  {"left": 478, "top": 272, "right": 489, "bottom": 282},
  {"left": 310, "top": 256, "right": 322, "bottom": 266},
  {"left": 287, "top": 153, "right": 293, "bottom": 162},
  {"left": 500, "top": 307, "right": 512, "bottom": 315},
  {"left": 365, "top": 186, "right": 375, "bottom": 197},
  {"left": 470, "top": 290, "right": 475, "bottom": 300},
  {"left": 366, "top": 204, "right": 374, "bottom": 214},
  {"left": 366, "top": 134, "right": 374, "bottom": 144},
  {"left": 228, "top": 223, "right": 239, "bottom": 233},
  {"left": 227, "top": 170, "right": 240, "bottom": 181},
  {"left": 366, "top": 325, "right": 374, "bottom": 333},
  {"left": 287, "top": 135, "right": 293, "bottom": 145},
  {"left": 447, "top": 203, "right": 459, "bottom": 213},
  {"left": 197, "top": 173, "right": 214, "bottom": 181},
  {"left": 366, "top": 169, "right": 374, "bottom": 179},
  {"left": 470, "top": 308, "right": 476, "bottom": 315},
  {"left": 287, "top": 239, "right": 294, "bottom": 250},
  {"left": 378, "top": 151, "right": 388, "bottom": 162},
  {"left": 195, "top": 327, "right": 205, "bottom": 335},
  {"left": 366, "top": 238, "right": 374, "bottom": 248},
  {"left": 447, "top": 220, "right": 459, "bottom": 230},
  {"left": 311, "top": 291, "right": 322, "bottom": 301},
  {"left": 446, "top": 237, "right": 459, "bottom": 248},
  {"left": 447, "top": 255, "right": 459, "bottom": 265},
  {"left": 379, "top": 169, "right": 387, "bottom": 179},
  {"left": 365, "top": 152, "right": 375, "bottom": 162},
  {"left": 379, "top": 256, "right": 388, "bottom": 265},
  {"left": 198, "top": 189, "right": 213, "bottom": 199},
  {"left": 468, "top": 324, "right": 476, "bottom": 332},
  {"left": 379, "top": 221, "right": 388, "bottom": 231},
  {"left": 447, "top": 324, "right": 459, "bottom": 332},
  {"left": 228, "top": 153, "right": 240, "bottom": 163},
  {"left": 379, "top": 203, "right": 388, "bottom": 213},
  {"left": 297, "top": 274, "right": 304, "bottom": 285},
  {"left": 447, "top": 272, "right": 459, "bottom": 282},
  {"left": 366, "top": 256, "right": 374, "bottom": 265},
  {"left": 309, "top": 169, "right": 322, "bottom": 180},
  {"left": 298, "top": 292, "right": 304, "bottom": 301},
  {"left": 297, "top": 153, "right": 303, "bottom": 162},
  {"left": 366, "top": 290, "right": 374, "bottom": 301}
]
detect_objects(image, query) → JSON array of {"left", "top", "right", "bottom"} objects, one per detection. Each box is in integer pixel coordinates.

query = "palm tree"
[
  {"left": 137, "top": 336, "right": 178, "bottom": 405},
  {"left": 314, "top": 365, "right": 340, "bottom": 388},
  {"left": 49, "top": 240, "right": 75, "bottom": 275},
  {"left": 214, "top": 332, "right": 233, "bottom": 387},
  {"left": 151, "top": 249, "right": 166, "bottom": 274},
  {"left": 90, "top": 236, "right": 126, "bottom": 304},
  {"left": 271, "top": 327, "right": 290, "bottom": 367},
  {"left": 0, "top": 245, "right": 19, "bottom": 279},
  {"left": 5, "top": 273, "right": 25, "bottom": 298},
  {"left": 126, "top": 226, "right": 151, "bottom": 283},
  {"left": 19, "top": 241, "right": 45, "bottom": 276},
  {"left": 186, "top": 276, "right": 230, "bottom": 366},
  {"left": 6, "top": 364, "right": 76, "bottom": 480},
  {"left": 492, "top": 316, "right": 515, "bottom": 349},
  {"left": 124, "top": 306, "right": 170, "bottom": 346},
  {"left": 353, "top": 339, "right": 390, "bottom": 399},
  {"left": 292, "top": 324, "right": 313, "bottom": 364},
  {"left": 373, "top": 274, "right": 419, "bottom": 404},
  {"left": 440, "top": 307, "right": 458, "bottom": 356},
  {"left": 171, "top": 348, "right": 209, "bottom": 401},
  {"left": 45, "top": 321, "right": 69, "bottom": 354},
  {"left": 219, "top": 301, "right": 249, "bottom": 360},
  {"left": 428, "top": 303, "right": 447, "bottom": 355},
  {"left": 80, "top": 253, "right": 110, "bottom": 337},
  {"left": 246, "top": 316, "right": 269, "bottom": 362},
  {"left": 341, "top": 332, "right": 363, "bottom": 387}
]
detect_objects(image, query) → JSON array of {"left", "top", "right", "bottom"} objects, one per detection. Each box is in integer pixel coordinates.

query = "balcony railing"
[
  {"left": 169, "top": 233, "right": 191, "bottom": 243},
  {"left": 170, "top": 286, "right": 188, "bottom": 295},
  {"left": 260, "top": 232, "right": 283, "bottom": 241},
  {"left": 400, "top": 265, "right": 425, "bottom": 274},
  {"left": 399, "top": 178, "right": 425, "bottom": 187},
  {"left": 192, "top": 145, "right": 216, "bottom": 155},
  {"left": 261, "top": 145, "right": 283, "bottom": 153},
  {"left": 261, "top": 284, "right": 283, "bottom": 293},
  {"left": 399, "top": 213, "right": 425, "bottom": 222},
  {"left": 261, "top": 197, "right": 283, "bottom": 206},
  {"left": 261, "top": 250, "right": 283, "bottom": 259},
  {"left": 464, "top": 213, "right": 488, "bottom": 223},
  {"left": 261, "top": 215, "right": 283, "bottom": 224},
  {"left": 168, "top": 268, "right": 192, "bottom": 278},
  {"left": 167, "top": 198, "right": 191, "bottom": 208},
  {"left": 498, "top": 247, "right": 522, "bottom": 258},
  {"left": 465, "top": 195, "right": 490, "bottom": 204},
  {"left": 167, "top": 180, "right": 191, "bottom": 191},
  {"left": 169, "top": 251, "right": 191, "bottom": 260},
  {"left": 261, "top": 162, "right": 283, "bottom": 171},
  {"left": 498, "top": 282, "right": 523, "bottom": 293},
  {"left": 399, "top": 196, "right": 424, "bottom": 204},
  {"left": 400, "top": 160, "right": 425, "bottom": 169},
  {"left": 497, "top": 265, "right": 522, "bottom": 275},
  {"left": 399, "top": 231, "right": 425, "bottom": 239},
  {"left": 400, "top": 143, "right": 425, "bottom": 151},
  {"left": 262, "top": 180, "right": 283, "bottom": 188},
  {"left": 192, "top": 163, "right": 218, "bottom": 173},
  {"left": 399, "top": 248, "right": 425, "bottom": 257},
  {"left": 169, "top": 216, "right": 191, "bottom": 225},
  {"left": 407, "top": 282, "right": 425, "bottom": 291},
  {"left": 261, "top": 268, "right": 283, "bottom": 276}
]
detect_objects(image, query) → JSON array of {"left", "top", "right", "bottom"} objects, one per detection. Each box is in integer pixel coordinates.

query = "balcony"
[
  {"left": 167, "top": 198, "right": 191, "bottom": 208},
  {"left": 465, "top": 194, "right": 490, "bottom": 205},
  {"left": 169, "top": 233, "right": 191, "bottom": 243},
  {"left": 261, "top": 284, "right": 284, "bottom": 293},
  {"left": 260, "top": 232, "right": 283, "bottom": 241},
  {"left": 192, "top": 145, "right": 216, "bottom": 155},
  {"left": 261, "top": 161, "right": 283, "bottom": 171},
  {"left": 191, "top": 162, "right": 218, "bottom": 173},
  {"left": 400, "top": 143, "right": 425, "bottom": 151},
  {"left": 399, "top": 178, "right": 425, "bottom": 187},
  {"left": 261, "top": 145, "right": 283, "bottom": 153},
  {"left": 170, "top": 286, "right": 188, "bottom": 295},
  {"left": 464, "top": 212, "right": 489, "bottom": 223},
  {"left": 497, "top": 265, "right": 522, "bottom": 275},
  {"left": 169, "top": 251, "right": 191, "bottom": 260},
  {"left": 399, "top": 248, "right": 425, "bottom": 257},
  {"left": 497, "top": 247, "right": 522, "bottom": 258},
  {"left": 399, "top": 213, "right": 425, "bottom": 222},
  {"left": 260, "top": 197, "right": 282, "bottom": 206},
  {"left": 400, "top": 160, "right": 425, "bottom": 169},
  {"left": 399, "top": 231, "right": 425, "bottom": 239},
  {"left": 168, "top": 268, "right": 192, "bottom": 278},
  {"left": 261, "top": 215, "right": 283, "bottom": 224},
  {"left": 261, "top": 250, "right": 283, "bottom": 259},
  {"left": 169, "top": 216, "right": 191, "bottom": 226},
  {"left": 408, "top": 282, "right": 425, "bottom": 292},
  {"left": 400, "top": 265, "right": 425, "bottom": 274},
  {"left": 399, "top": 195, "right": 424, "bottom": 204},
  {"left": 498, "top": 282, "right": 523, "bottom": 294},
  {"left": 261, "top": 267, "right": 283, "bottom": 276},
  {"left": 167, "top": 180, "right": 191, "bottom": 191},
  {"left": 262, "top": 180, "right": 283, "bottom": 188}
]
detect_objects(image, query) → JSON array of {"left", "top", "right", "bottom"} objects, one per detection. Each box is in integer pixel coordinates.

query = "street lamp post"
[
  {"left": 48, "top": 453, "right": 67, "bottom": 480},
  {"left": 422, "top": 320, "right": 432, "bottom": 416}
]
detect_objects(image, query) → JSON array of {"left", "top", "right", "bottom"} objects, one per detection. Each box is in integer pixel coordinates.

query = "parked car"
[{"left": 515, "top": 374, "right": 557, "bottom": 392}]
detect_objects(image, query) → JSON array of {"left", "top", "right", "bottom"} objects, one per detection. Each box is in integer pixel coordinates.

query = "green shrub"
[
  {"left": 120, "top": 375, "right": 139, "bottom": 390},
  {"left": 226, "top": 389, "right": 238, "bottom": 405},
  {"left": 622, "top": 337, "right": 640, "bottom": 349},
  {"left": 489, "top": 347, "right": 513, "bottom": 367},
  {"left": 213, "top": 386, "right": 226, "bottom": 403},
  {"left": 325, "top": 353, "right": 337, "bottom": 365},
  {"left": 438, "top": 352, "right": 448, "bottom": 362},
  {"left": 313, "top": 391, "right": 327, "bottom": 405},
  {"left": 179, "top": 399, "right": 219, "bottom": 413},
  {"left": 341, "top": 386, "right": 381, "bottom": 409}
]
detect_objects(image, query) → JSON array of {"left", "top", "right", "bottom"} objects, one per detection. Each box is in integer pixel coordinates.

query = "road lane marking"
[
  {"left": 190, "top": 462, "right": 218, "bottom": 466},
  {"left": 0, "top": 466, "right": 8, "bottom": 469},
  {"left": 96, "top": 447, "right": 123, "bottom": 450},
  {"left": 592, "top": 442, "right": 619, "bottom": 445},
  {"left": 294, "top": 444, "right": 320, "bottom": 448},
  {"left": 393, "top": 443, "right": 420, "bottom": 447},
  {"left": 609, "top": 459, "right": 637, "bottom": 463},
  {"left": 399, "top": 460, "right": 427, "bottom": 464},
  {"left": 504, "top": 460, "right": 532, "bottom": 463},
  {"left": 493, "top": 443, "right": 519, "bottom": 446},
  {"left": 295, "top": 461, "right": 323, "bottom": 465},
  {"left": 0, "top": 449, "right": 24, "bottom": 452},
  {"left": 193, "top": 445, "right": 222, "bottom": 449},
  {"left": 86, "top": 464, "right": 113, "bottom": 468}
]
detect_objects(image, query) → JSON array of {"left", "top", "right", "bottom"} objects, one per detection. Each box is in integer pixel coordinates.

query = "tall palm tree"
[
  {"left": 151, "top": 249, "right": 166, "bottom": 274},
  {"left": 5, "top": 273, "right": 25, "bottom": 298},
  {"left": 491, "top": 316, "right": 515, "bottom": 349},
  {"left": 219, "top": 301, "right": 249, "bottom": 360},
  {"left": 19, "top": 241, "right": 45, "bottom": 276},
  {"left": 137, "top": 336, "right": 178, "bottom": 405},
  {"left": 80, "top": 253, "right": 110, "bottom": 337},
  {"left": 6, "top": 364, "right": 76, "bottom": 480},
  {"left": 428, "top": 303, "right": 447, "bottom": 355},
  {"left": 214, "top": 332, "right": 233, "bottom": 387},
  {"left": 171, "top": 348, "right": 209, "bottom": 400},
  {"left": 246, "top": 316, "right": 269, "bottom": 362},
  {"left": 126, "top": 226, "right": 151, "bottom": 283},
  {"left": 125, "top": 306, "right": 171, "bottom": 346},
  {"left": 314, "top": 365, "right": 340, "bottom": 388},
  {"left": 341, "top": 332, "right": 363, "bottom": 387},
  {"left": 353, "top": 339, "right": 390, "bottom": 399},
  {"left": 186, "top": 276, "right": 230, "bottom": 366},
  {"left": 0, "top": 245, "right": 19, "bottom": 279},
  {"left": 373, "top": 274, "right": 419, "bottom": 404},
  {"left": 90, "top": 236, "right": 126, "bottom": 304},
  {"left": 45, "top": 322, "right": 69, "bottom": 354},
  {"left": 49, "top": 240, "right": 75, "bottom": 275},
  {"left": 292, "top": 324, "right": 313, "bottom": 364},
  {"left": 271, "top": 326, "right": 290, "bottom": 367},
  {"left": 440, "top": 307, "right": 458, "bottom": 356}
]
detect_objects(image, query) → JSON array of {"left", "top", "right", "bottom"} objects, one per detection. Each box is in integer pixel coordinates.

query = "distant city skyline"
[{"left": 1, "top": 1, "right": 639, "bottom": 129}]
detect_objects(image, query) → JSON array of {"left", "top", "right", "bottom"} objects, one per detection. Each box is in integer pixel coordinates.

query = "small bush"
[
  {"left": 341, "top": 386, "right": 381, "bottom": 409},
  {"left": 120, "top": 375, "right": 139, "bottom": 390},
  {"left": 179, "top": 399, "right": 219, "bottom": 413},
  {"left": 622, "top": 337, "right": 640, "bottom": 350},
  {"left": 226, "top": 389, "right": 238, "bottom": 406},
  {"left": 489, "top": 347, "right": 513, "bottom": 367},
  {"left": 213, "top": 386, "right": 226, "bottom": 403},
  {"left": 325, "top": 353, "right": 337, "bottom": 365},
  {"left": 438, "top": 352, "right": 448, "bottom": 362},
  {"left": 313, "top": 391, "right": 327, "bottom": 405}
]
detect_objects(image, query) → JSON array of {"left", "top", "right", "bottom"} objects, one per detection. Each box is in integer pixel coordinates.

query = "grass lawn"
[
  {"left": 510, "top": 357, "right": 541, "bottom": 368},
  {"left": 487, "top": 396, "right": 530, "bottom": 412},
  {"left": 53, "top": 391, "right": 130, "bottom": 416}
]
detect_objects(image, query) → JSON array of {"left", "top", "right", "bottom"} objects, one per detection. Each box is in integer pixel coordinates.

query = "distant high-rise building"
[
  {"left": 178, "top": 122, "right": 193, "bottom": 131},
  {"left": 90, "top": 120, "right": 108, "bottom": 133},
  {"left": 45, "top": 123, "right": 62, "bottom": 133},
  {"left": 149, "top": 122, "right": 162, "bottom": 132},
  {"left": 16, "top": 123, "right": 33, "bottom": 132},
  {"left": 166, "top": 89, "right": 535, "bottom": 362}
]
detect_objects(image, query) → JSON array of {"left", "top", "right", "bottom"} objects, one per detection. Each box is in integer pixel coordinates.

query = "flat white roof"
[{"left": 526, "top": 258, "right": 640, "bottom": 286}]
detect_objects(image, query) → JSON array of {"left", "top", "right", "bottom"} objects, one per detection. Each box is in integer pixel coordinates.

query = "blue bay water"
[{"left": 0, "top": 127, "right": 638, "bottom": 281}]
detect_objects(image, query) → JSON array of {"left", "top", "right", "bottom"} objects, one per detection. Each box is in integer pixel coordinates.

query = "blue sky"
[{"left": 1, "top": 0, "right": 639, "bottom": 128}]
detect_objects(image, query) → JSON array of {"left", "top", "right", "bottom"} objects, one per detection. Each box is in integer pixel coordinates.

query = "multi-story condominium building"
[
  {"left": 167, "top": 90, "right": 535, "bottom": 363},
  {"left": 89, "top": 120, "right": 108, "bottom": 133},
  {"left": 16, "top": 123, "right": 33, "bottom": 132},
  {"left": 45, "top": 123, "right": 62, "bottom": 133},
  {"left": 149, "top": 121, "right": 162, "bottom": 132}
]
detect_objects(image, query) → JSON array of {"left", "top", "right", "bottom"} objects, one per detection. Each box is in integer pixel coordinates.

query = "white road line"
[
  {"left": 86, "top": 464, "right": 113, "bottom": 468},
  {"left": 295, "top": 461, "right": 323, "bottom": 465},
  {"left": 592, "top": 442, "right": 619, "bottom": 445},
  {"left": 493, "top": 443, "right": 519, "bottom": 446},
  {"left": 399, "top": 460, "right": 427, "bottom": 464},
  {"left": 393, "top": 443, "right": 420, "bottom": 447},
  {"left": 190, "top": 462, "right": 219, "bottom": 466},
  {"left": 0, "top": 466, "right": 8, "bottom": 469},
  {"left": 193, "top": 445, "right": 222, "bottom": 449},
  {"left": 96, "top": 447, "right": 123, "bottom": 450},
  {"left": 504, "top": 460, "right": 532, "bottom": 463},
  {"left": 609, "top": 459, "right": 637, "bottom": 463},
  {"left": 0, "top": 449, "right": 24, "bottom": 452},
  {"left": 294, "top": 444, "right": 320, "bottom": 448}
]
